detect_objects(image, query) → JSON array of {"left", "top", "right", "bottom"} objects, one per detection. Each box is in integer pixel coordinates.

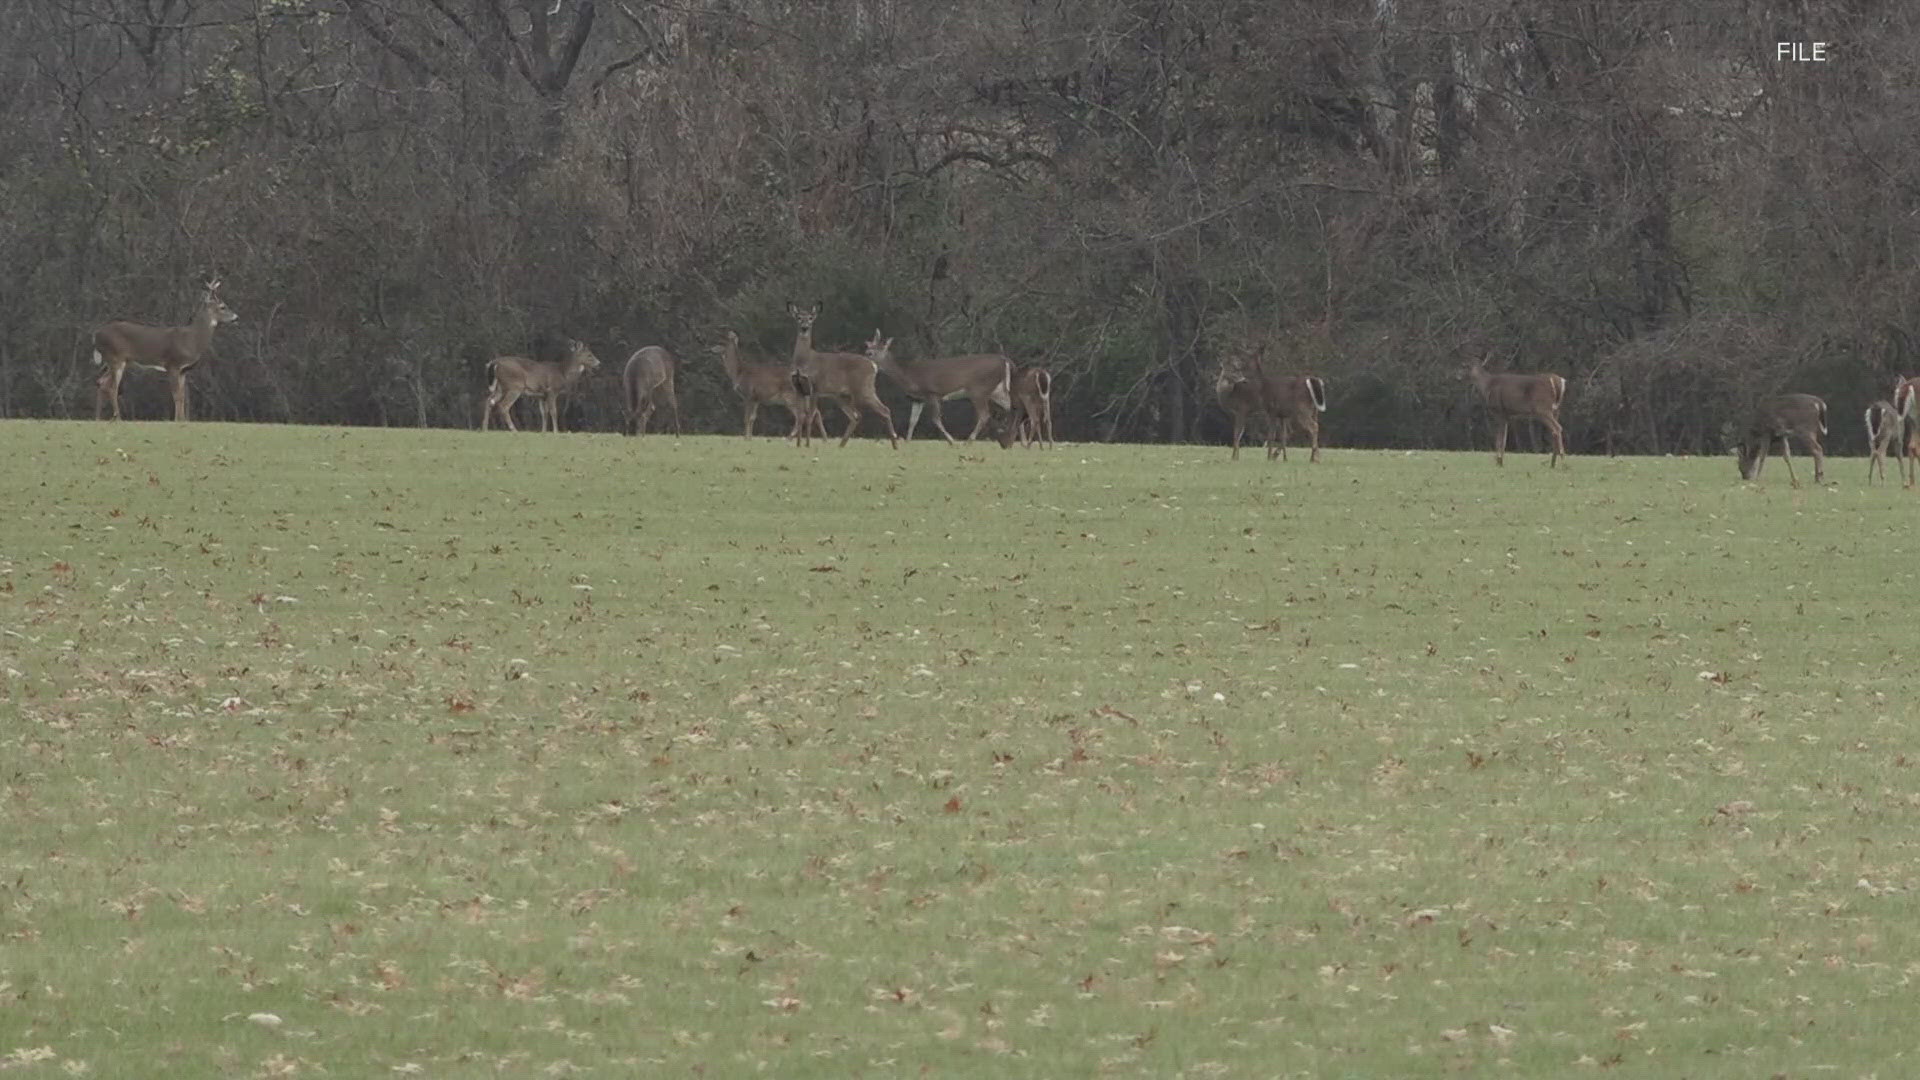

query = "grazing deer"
[
  {"left": 481, "top": 338, "right": 602, "bottom": 432},
  {"left": 786, "top": 302, "right": 898, "bottom": 448},
  {"left": 715, "top": 330, "right": 824, "bottom": 441},
  {"left": 1000, "top": 366, "right": 1055, "bottom": 449},
  {"left": 621, "top": 345, "right": 682, "bottom": 436},
  {"left": 1867, "top": 399, "right": 1901, "bottom": 485},
  {"left": 92, "top": 278, "right": 239, "bottom": 421},
  {"left": 1467, "top": 358, "right": 1567, "bottom": 467},
  {"left": 1735, "top": 393, "right": 1827, "bottom": 487},
  {"left": 863, "top": 331, "right": 1012, "bottom": 444}
]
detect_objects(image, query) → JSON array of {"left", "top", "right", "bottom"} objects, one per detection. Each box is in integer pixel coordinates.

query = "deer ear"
[{"left": 884, "top": 337, "right": 893, "bottom": 351}]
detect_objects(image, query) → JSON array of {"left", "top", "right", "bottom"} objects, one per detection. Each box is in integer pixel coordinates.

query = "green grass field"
[{"left": 3, "top": 422, "right": 1918, "bottom": 1077}]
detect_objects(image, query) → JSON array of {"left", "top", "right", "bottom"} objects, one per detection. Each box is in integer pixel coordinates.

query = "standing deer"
[
  {"left": 1259, "top": 367, "right": 1327, "bottom": 463},
  {"left": 1467, "top": 358, "right": 1567, "bottom": 467},
  {"left": 1735, "top": 393, "right": 1827, "bottom": 487},
  {"left": 786, "top": 302, "right": 898, "bottom": 448},
  {"left": 715, "top": 330, "right": 824, "bottom": 441},
  {"left": 862, "top": 331, "right": 1012, "bottom": 444},
  {"left": 481, "top": 339, "right": 602, "bottom": 432},
  {"left": 621, "top": 345, "right": 682, "bottom": 436},
  {"left": 1866, "top": 399, "right": 1901, "bottom": 485},
  {"left": 92, "top": 278, "right": 239, "bottom": 421},
  {"left": 1895, "top": 376, "right": 1920, "bottom": 487},
  {"left": 1000, "top": 366, "right": 1055, "bottom": 449}
]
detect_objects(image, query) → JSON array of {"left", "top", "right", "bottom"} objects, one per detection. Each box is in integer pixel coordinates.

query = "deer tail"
[
  {"left": 1899, "top": 381, "right": 1915, "bottom": 419},
  {"left": 1868, "top": 405, "right": 1883, "bottom": 443},
  {"left": 1818, "top": 399, "right": 1828, "bottom": 435},
  {"left": 1550, "top": 374, "right": 1567, "bottom": 409},
  {"left": 1306, "top": 376, "right": 1328, "bottom": 413},
  {"left": 1035, "top": 369, "right": 1052, "bottom": 397}
]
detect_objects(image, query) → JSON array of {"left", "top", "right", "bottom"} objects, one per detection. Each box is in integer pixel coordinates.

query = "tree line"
[{"left": 2, "top": 0, "right": 1914, "bottom": 452}]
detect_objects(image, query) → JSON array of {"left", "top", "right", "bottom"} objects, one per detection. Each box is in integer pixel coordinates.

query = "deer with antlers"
[
  {"left": 1867, "top": 399, "right": 1902, "bottom": 485},
  {"left": 862, "top": 332, "right": 1012, "bottom": 445},
  {"left": 715, "top": 329, "right": 824, "bottom": 441},
  {"left": 1467, "top": 358, "right": 1567, "bottom": 467},
  {"left": 1735, "top": 393, "right": 1827, "bottom": 487},
  {"left": 786, "top": 302, "right": 897, "bottom": 448},
  {"left": 999, "top": 366, "right": 1055, "bottom": 449},
  {"left": 480, "top": 338, "right": 602, "bottom": 432},
  {"left": 92, "top": 278, "right": 238, "bottom": 421},
  {"left": 621, "top": 345, "right": 682, "bottom": 436}
]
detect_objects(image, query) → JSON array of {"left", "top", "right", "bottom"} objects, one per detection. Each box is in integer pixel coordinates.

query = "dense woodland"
[{"left": 1, "top": 0, "right": 1915, "bottom": 451}]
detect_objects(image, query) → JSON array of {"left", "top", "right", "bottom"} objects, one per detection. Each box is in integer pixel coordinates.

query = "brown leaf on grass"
[
  {"left": 808, "top": 564, "right": 838, "bottom": 573},
  {"left": 445, "top": 694, "right": 475, "bottom": 714},
  {"left": 942, "top": 796, "right": 963, "bottom": 814}
]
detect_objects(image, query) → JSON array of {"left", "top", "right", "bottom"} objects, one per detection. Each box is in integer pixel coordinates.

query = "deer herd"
[{"left": 82, "top": 283, "right": 1920, "bottom": 484}]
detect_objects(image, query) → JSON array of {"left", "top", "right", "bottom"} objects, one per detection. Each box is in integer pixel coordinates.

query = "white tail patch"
[
  {"left": 1306, "top": 376, "right": 1327, "bottom": 413},
  {"left": 1867, "top": 405, "right": 1884, "bottom": 442},
  {"left": 91, "top": 348, "right": 103, "bottom": 370}
]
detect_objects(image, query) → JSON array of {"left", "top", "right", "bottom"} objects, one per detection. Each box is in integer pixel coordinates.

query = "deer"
[
  {"left": 862, "top": 331, "right": 1012, "bottom": 445},
  {"left": 999, "top": 366, "right": 1055, "bottom": 449},
  {"left": 1867, "top": 399, "right": 1901, "bottom": 485},
  {"left": 715, "top": 330, "right": 824, "bottom": 441},
  {"left": 1467, "top": 357, "right": 1567, "bottom": 467},
  {"left": 621, "top": 345, "right": 682, "bottom": 436},
  {"left": 1257, "top": 365, "right": 1327, "bottom": 463},
  {"left": 1894, "top": 376, "right": 1920, "bottom": 488},
  {"left": 92, "top": 278, "right": 239, "bottom": 421},
  {"left": 786, "top": 302, "right": 898, "bottom": 448},
  {"left": 480, "top": 338, "right": 602, "bottom": 432},
  {"left": 1734, "top": 393, "right": 1827, "bottom": 487}
]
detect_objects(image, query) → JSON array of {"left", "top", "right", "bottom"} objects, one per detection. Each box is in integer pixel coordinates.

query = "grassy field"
[{"left": 3, "top": 421, "right": 1918, "bottom": 1078}]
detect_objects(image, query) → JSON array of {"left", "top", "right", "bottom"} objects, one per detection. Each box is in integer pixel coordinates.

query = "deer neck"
[
  {"left": 186, "top": 303, "right": 221, "bottom": 355},
  {"left": 719, "top": 340, "right": 744, "bottom": 387},
  {"left": 791, "top": 327, "right": 816, "bottom": 370}
]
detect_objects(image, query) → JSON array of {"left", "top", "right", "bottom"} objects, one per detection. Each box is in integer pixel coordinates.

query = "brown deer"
[
  {"left": 92, "top": 278, "right": 239, "bottom": 421},
  {"left": 1258, "top": 366, "right": 1327, "bottom": 463},
  {"left": 1467, "top": 358, "right": 1567, "bottom": 467},
  {"left": 481, "top": 339, "right": 602, "bottom": 432},
  {"left": 715, "top": 330, "right": 824, "bottom": 441},
  {"left": 863, "top": 332, "right": 1012, "bottom": 444},
  {"left": 621, "top": 345, "right": 682, "bottom": 436},
  {"left": 1735, "top": 393, "right": 1827, "bottom": 487},
  {"left": 786, "top": 302, "right": 898, "bottom": 448},
  {"left": 1895, "top": 376, "right": 1920, "bottom": 487},
  {"left": 1867, "top": 399, "right": 1901, "bottom": 485},
  {"left": 1000, "top": 366, "right": 1054, "bottom": 449}
]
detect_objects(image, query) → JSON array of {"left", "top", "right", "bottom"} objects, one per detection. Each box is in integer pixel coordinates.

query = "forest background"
[{"left": 0, "top": 0, "right": 1911, "bottom": 450}]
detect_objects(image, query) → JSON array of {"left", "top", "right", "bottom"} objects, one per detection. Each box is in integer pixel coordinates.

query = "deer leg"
[
  {"left": 1780, "top": 437, "right": 1800, "bottom": 488},
  {"left": 169, "top": 369, "right": 189, "bottom": 422},
  {"left": 1230, "top": 412, "right": 1245, "bottom": 460},
  {"left": 1493, "top": 419, "right": 1508, "bottom": 466},
  {"left": 1308, "top": 417, "right": 1320, "bottom": 463},
  {"left": 867, "top": 390, "right": 902, "bottom": 445},
  {"left": 964, "top": 395, "right": 994, "bottom": 444},
  {"left": 497, "top": 389, "right": 522, "bottom": 432},
  {"left": 1810, "top": 435, "right": 1825, "bottom": 485},
  {"left": 1273, "top": 419, "right": 1290, "bottom": 462},
  {"left": 101, "top": 361, "right": 127, "bottom": 420},
  {"left": 670, "top": 390, "right": 682, "bottom": 436},
  {"left": 905, "top": 401, "right": 926, "bottom": 441},
  {"left": 929, "top": 399, "right": 960, "bottom": 445},
  {"left": 1545, "top": 416, "right": 1566, "bottom": 468}
]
